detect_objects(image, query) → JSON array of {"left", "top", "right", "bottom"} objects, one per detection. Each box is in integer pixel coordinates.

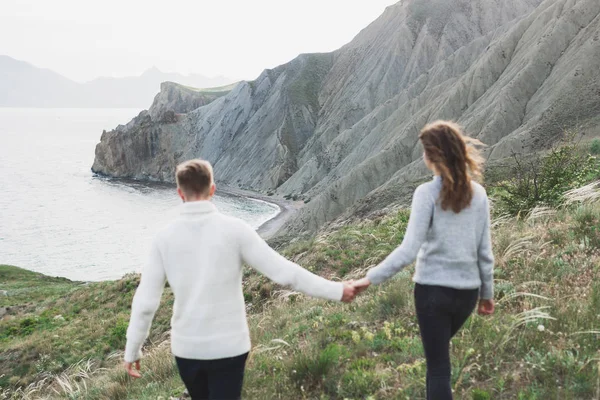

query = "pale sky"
[{"left": 0, "top": 0, "right": 398, "bottom": 82}]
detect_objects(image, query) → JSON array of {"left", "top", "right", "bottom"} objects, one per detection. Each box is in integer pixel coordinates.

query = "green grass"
[
  {"left": 0, "top": 266, "right": 76, "bottom": 307},
  {"left": 590, "top": 138, "right": 600, "bottom": 155},
  {"left": 0, "top": 268, "right": 174, "bottom": 391},
  {"left": 2, "top": 191, "right": 600, "bottom": 398}
]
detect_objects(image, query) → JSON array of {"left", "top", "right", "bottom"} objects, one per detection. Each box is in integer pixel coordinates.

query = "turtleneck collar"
[{"left": 180, "top": 200, "right": 218, "bottom": 215}]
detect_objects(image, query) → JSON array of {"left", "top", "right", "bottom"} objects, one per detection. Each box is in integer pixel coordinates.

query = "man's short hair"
[{"left": 175, "top": 159, "right": 214, "bottom": 197}]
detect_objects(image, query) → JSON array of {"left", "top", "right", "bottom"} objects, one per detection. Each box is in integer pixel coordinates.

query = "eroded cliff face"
[
  {"left": 92, "top": 54, "right": 332, "bottom": 187},
  {"left": 93, "top": 0, "right": 600, "bottom": 235}
]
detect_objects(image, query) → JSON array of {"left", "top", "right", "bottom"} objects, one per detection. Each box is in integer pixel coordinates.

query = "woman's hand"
[
  {"left": 478, "top": 299, "right": 495, "bottom": 316},
  {"left": 352, "top": 278, "right": 371, "bottom": 294},
  {"left": 341, "top": 281, "right": 358, "bottom": 302}
]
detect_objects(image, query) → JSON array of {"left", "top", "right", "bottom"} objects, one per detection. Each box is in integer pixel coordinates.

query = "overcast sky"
[{"left": 0, "top": 0, "right": 398, "bottom": 82}]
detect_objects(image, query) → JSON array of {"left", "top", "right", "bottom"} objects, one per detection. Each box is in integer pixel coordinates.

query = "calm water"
[{"left": 0, "top": 108, "right": 279, "bottom": 281}]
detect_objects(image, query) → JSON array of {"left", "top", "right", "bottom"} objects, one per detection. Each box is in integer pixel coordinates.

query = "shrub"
[
  {"left": 489, "top": 133, "right": 600, "bottom": 215},
  {"left": 571, "top": 205, "right": 600, "bottom": 249},
  {"left": 371, "top": 281, "right": 410, "bottom": 320},
  {"left": 472, "top": 389, "right": 492, "bottom": 400},
  {"left": 108, "top": 319, "right": 129, "bottom": 348},
  {"left": 288, "top": 344, "right": 341, "bottom": 391},
  {"left": 338, "top": 369, "right": 380, "bottom": 398},
  {"left": 590, "top": 138, "right": 600, "bottom": 155}
]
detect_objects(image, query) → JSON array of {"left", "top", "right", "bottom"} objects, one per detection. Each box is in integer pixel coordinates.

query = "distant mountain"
[
  {"left": 0, "top": 55, "right": 234, "bottom": 108},
  {"left": 0, "top": 56, "right": 83, "bottom": 107}
]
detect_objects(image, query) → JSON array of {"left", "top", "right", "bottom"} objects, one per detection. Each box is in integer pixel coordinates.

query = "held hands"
[
  {"left": 341, "top": 281, "right": 357, "bottom": 302},
  {"left": 341, "top": 278, "right": 372, "bottom": 303},
  {"left": 352, "top": 278, "right": 371, "bottom": 294}
]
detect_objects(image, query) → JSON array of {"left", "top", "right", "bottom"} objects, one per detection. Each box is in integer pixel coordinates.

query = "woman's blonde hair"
[{"left": 419, "top": 121, "right": 484, "bottom": 213}]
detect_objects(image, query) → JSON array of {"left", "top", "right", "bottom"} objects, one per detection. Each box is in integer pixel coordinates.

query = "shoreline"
[
  {"left": 92, "top": 175, "right": 301, "bottom": 239},
  {"left": 2, "top": 187, "right": 301, "bottom": 283},
  {"left": 218, "top": 186, "right": 303, "bottom": 239}
]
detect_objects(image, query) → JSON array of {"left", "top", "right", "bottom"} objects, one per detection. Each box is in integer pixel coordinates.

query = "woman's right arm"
[{"left": 366, "top": 184, "right": 434, "bottom": 285}]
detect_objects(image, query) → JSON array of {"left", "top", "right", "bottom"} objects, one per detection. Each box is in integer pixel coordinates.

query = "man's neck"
[{"left": 184, "top": 197, "right": 211, "bottom": 203}]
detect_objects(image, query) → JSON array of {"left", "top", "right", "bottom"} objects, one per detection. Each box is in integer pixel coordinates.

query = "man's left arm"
[{"left": 123, "top": 238, "right": 167, "bottom": 372}]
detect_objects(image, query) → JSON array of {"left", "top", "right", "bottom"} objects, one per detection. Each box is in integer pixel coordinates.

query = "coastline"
[
  {"left": 92, "top": 175, "right": 299, "bottom": 239},
  {"left": 218, "top": 186, "right": 303, "bottom": 239}
]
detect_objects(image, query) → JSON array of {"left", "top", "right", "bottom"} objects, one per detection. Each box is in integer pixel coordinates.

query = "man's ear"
[
  {"left": 210, "top": 183, "right": 216, "bottom": 197},
  {"left": 177, "top": 187, "right": 185, "bottom": 202}
]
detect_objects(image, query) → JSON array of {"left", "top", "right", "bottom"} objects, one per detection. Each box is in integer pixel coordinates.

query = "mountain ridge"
[
  {"left": 92, "top": 0, "right": 600, "bottom": 236},
  {"left": 0, "top": 55, "right": 234, "bottom": 108}
]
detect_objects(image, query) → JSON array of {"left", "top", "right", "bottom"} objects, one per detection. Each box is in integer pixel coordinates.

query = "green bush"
[
  {"left": 489, "top": 134, "right": 600, "bottom": 215},
  {"left": 108, "top": 319, "right": 129, "bottom": 348},
  {"left": 571, "top": 205, "right": 600, "bottom": 249},
  {"left": 288, "top": 344, "right": 341, "bottom": 391},
  {"left": 590, "top": 139, "right": 600, "bottom": 155},
  {"left": 373, "top": 281, "right": 410, "bottom": 320},
  {"left": 472, "top": 388, "right": 492, "bottom": 400},
  {"left": 338, "top": 369, "right": 380, "bottom": 398}
]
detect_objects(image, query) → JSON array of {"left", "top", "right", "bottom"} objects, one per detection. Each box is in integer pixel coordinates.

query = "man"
[{"left": 123, "top": 159, "right": 356, "bottom": 400}]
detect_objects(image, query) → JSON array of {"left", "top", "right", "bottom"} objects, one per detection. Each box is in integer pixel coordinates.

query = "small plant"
[
  {"left": 108, "top": 319, "right": 129, "bottom": 348},
  {"left": 590, "top": 138, "right": 600, "bottom": 155},
  {"left": 373, "top": 281, "right": 409, "bottom": 320},
  {"left": 489, "top": 132, "right": 600, "bottom": 215},
  {"left": 472, "top": 389, "right": 492, "bottom": 400},
  {"left": 571, "top": 205, "right": 600, "bottom": 249},
  {"left": 288, "top": 344, "right": 341, "bottom": 391}
]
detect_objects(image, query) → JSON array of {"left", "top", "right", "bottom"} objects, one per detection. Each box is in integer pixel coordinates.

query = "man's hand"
[
  {"left": 352, "top": 277, "right": 371, "bottom": 294},
  {"left": 478, "top": 299, "right": 495, "bottom": 316},
  {"left": 124, "top": 360, "right": 142, "bottom": 378},
  {"left": 341, "top": 281, "right": 357, "bottom": 303}
]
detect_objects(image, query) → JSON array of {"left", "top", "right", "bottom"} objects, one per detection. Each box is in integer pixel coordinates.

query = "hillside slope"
[
  {"left": 2, "top": 180, "right": 599, "bottom": 399},
  {"left": 92, "top": 0, "right": 600, "bottom": 235}
]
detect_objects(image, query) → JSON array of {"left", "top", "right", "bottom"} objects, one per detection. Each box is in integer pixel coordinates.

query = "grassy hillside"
[
  {"left": 2, "top": 138, "right": 600, "bottom": 398},
  {"left": 1, "top": 183, "right": 599, "bottom": 399},
  {"left": 0, "top": 267, "right": 174, "bottom": 396}
]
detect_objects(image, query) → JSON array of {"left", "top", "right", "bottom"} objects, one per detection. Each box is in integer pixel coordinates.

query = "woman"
[{"left": 353, "top": 121, "right": 495, "bottom": 400}]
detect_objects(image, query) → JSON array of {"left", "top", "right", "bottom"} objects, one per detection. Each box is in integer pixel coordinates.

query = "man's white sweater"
[{"left": 124, "top": 201, "right": 343, "bottom": 363}]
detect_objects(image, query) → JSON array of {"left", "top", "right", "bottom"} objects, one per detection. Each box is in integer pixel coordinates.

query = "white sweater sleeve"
[
  {"left": 238, "top": 222, "right": 343, "bottom": 301},
  {"left": 366, "top": 185, "right": 434, "bottom": 285},
  {"left": 477, "top": 196, "right": 495, "bottom": 299},
  {"left": 124, "top": 238, "right": 167, "bottom": 363}
]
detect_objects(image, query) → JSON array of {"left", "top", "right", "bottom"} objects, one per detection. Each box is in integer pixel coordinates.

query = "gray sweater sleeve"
[
  {"left": 366, "top": 185, "right": 434, "bottom": 285},
  {"left": 477, "top": 196, "right": 494, "bottom": 299}
]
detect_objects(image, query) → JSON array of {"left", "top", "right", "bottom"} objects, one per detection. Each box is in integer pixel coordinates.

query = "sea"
[{"left": 0, "top": 108, "right": 279, "bottom": 281}]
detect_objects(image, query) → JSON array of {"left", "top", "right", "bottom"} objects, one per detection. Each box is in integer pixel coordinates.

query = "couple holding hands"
[{"left": 123, "top": 120, "right": 495, "bottom": 400}]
